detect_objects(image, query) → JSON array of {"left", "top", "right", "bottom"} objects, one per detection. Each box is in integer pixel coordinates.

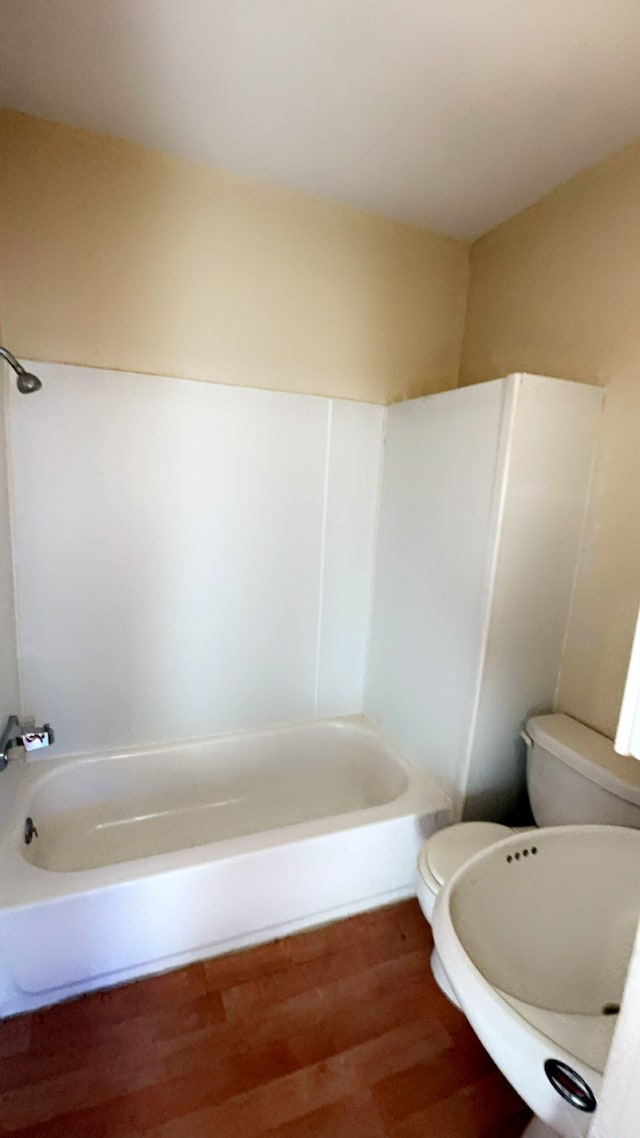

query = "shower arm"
[
  {"left": 0, "top": 346, "right": 28, "bottom": 376},
  {"left": 0, "top": 347, "right": 43, "bottom": 394}
]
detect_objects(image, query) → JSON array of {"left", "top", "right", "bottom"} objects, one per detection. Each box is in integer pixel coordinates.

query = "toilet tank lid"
[{"left": 527, "top": 713, "right": 640, "bottom": 805}]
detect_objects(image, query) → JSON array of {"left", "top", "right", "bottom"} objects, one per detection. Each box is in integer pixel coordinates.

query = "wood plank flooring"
[{"left": 0, "top": 901, "right": 531, "bottom": 1136}]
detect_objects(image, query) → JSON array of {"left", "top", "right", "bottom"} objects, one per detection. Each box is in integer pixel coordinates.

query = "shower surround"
[
  {"left": 6, "top": 362, "right": 384, "bottom": 753},
  {"left": 0, "top": 362, "right": 601, "bottom": 1014}
]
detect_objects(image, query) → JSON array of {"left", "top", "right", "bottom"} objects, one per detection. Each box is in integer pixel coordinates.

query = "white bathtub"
[{"left": 0, "top": 715, "right": 449, "bottom": 1016}]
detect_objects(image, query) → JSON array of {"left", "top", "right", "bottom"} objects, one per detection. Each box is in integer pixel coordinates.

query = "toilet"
[{"left": 418, "top": 712, "right": 640, "bottom": 1004}]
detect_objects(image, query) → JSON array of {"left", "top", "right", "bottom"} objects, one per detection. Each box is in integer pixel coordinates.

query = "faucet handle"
[{"left": 21, "top": 725, "right": 55, "bottom": 752}]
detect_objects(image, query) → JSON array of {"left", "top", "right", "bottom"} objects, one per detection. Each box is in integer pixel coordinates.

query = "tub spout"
[
  {"left": 0, "top": 716, "right": 55, "bottom": 770},
  {"left": 0, "top": 715, "right": 20, "bottom": 769}
]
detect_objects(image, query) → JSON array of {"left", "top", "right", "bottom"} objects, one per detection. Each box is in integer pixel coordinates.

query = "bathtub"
[{"left": 0, "top": 715, "right": 449, "bottom": 1016}]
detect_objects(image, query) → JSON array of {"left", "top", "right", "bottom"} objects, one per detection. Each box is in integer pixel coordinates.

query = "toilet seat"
[
  {"left": 422, "top": 821, "right": 513, "bottom": 888},
  {"left": 417, "top": 821, "right": 512, "bottom": 922}
]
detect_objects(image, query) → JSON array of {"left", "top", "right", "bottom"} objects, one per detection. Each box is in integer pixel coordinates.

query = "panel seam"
[
  {"left": 361, "top": 406, "right": 387, "bottom": 715},
  {"left": 314, "top": 400, "right": 333, "bottom": 714}
]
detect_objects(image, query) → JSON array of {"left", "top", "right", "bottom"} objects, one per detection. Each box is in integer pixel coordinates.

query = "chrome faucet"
[{"left": 0, "top": 716, "right": 55, "bottom": 770}]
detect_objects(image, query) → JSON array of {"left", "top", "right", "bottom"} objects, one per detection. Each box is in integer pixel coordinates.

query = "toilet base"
[
  {"left": 521, "top": 1119, "right": 560, "bottom": 1138},
  {"left": 430, "top": 946, "right": 462, "bottom": 1008}
]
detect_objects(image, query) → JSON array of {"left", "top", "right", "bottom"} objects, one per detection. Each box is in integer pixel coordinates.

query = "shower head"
[
  {"left": 0, "top": 347, "right": 42, "bottom": 394},
  {"left": 16, "top": 370, "right": 42, "bottom": 394}
]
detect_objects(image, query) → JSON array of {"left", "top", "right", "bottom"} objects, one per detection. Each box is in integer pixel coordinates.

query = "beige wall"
[
  {"left": 0, "top": 110, "right": 469, "bottom": 405},
  {"left": 461, "top": 141, "right": 640, "bottom": 737}
]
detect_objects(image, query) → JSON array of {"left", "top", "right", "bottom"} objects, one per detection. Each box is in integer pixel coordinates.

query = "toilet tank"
[{"left": 526, "top": 713, "right": 640, "bottom": 828}]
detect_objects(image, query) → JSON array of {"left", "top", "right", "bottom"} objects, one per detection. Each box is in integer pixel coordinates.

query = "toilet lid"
[{"left": 425, "top": 822, "right": 512, "bottom": 886}]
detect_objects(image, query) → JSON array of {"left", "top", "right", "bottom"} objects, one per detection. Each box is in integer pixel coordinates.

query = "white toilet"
[{"left": 417, "top": 712, "right": 640, "bottom": 1004}]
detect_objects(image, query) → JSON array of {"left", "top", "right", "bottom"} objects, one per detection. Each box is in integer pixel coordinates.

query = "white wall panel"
[
  {"left": 10, "top": 364, "right": 336, "bottom": 753},
  {"left": 366, "top": 373, "right": 602, "bottom": 818},
  {"left": 464, "top": 375, "right": 603, "bottom": 818},
  {"left": 0, "top": 374, "right": 19, "bottom": 724},
  {"left": 316, "top": 401, "right": 385, "bottom": 716},
  {"left": 365, "top": 382, "right": 505, "bottom": 797}
]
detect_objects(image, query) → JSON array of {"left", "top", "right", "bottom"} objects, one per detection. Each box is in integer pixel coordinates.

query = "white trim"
[
  {"left": 361, "top": 406, "right": 387, "bottom": 703},
  {"left": 452, "top": 373, "right": 519, "bottom": 820},
  {"left": 1, "top": 366, "right": 22, "bottom": 715}
]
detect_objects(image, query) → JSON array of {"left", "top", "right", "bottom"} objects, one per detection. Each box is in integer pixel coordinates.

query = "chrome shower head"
[
  {"left": 16, "top": 370, "right": 42, "bottom": 394},
  {"left": 0, "top": 346, "right": 43, "bottom": 394}
]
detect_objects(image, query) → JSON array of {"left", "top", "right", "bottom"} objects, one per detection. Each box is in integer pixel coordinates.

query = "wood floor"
[{"left": 0, "top": 901, "right": 530, "bottom": 1137}]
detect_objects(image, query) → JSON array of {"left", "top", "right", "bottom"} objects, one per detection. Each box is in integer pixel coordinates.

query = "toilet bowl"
[{"left": 416, "top": 712, "right": 640, "bottom": 1004}]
